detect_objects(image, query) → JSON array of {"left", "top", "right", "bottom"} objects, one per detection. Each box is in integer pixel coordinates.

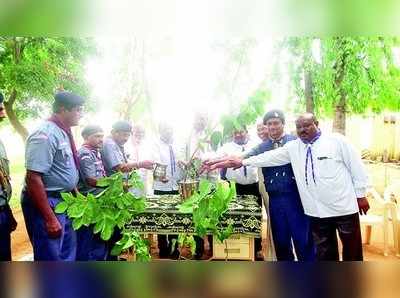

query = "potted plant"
[{"left": 177, "top": 89, "right": 270, "bottom": 200}]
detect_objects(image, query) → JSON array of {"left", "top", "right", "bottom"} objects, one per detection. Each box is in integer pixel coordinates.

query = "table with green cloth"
[{"left": 125, "top": 195, "right": 262, "bottom": 237}]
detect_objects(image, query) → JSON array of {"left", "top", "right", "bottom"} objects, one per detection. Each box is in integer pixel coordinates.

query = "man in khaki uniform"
[{"left": 0, "top": 92, "right": 18, "bottom": 261}]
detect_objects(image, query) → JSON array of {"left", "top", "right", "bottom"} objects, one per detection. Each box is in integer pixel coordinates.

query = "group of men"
[
  {"left": 0, "top": 90, "right": 370, "bottom": 261},
  {"left": 204, "top": 111, "right": 370, "bottom": 261}
]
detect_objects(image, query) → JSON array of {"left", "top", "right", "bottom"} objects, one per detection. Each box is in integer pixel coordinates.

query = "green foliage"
[
  {"left": 181, "top": 88, "right": 270, "bottom": 181},
  {"left": 171, "top": 234, "right": 197, "bottom": 258},
  {"left": 178, "top": 179, "right": 236, "bottom": 243},
  {"left": 0, "top": 37, "right": 95, "bottom": 115},
  {"left": 211, "top": 89, "right": 270, "bottom": 148},
  {"left": 0, "top": 37, "right": 96, "bottom": 139},
  {"left": 55, "top": 171, "right": 150, "bottom": 261},
  {"left": 111, "top": 231, "right": 151, "bottom": 262},
  {"left": 181, "top": 158, "right": 202, "bottom": 181},
  {"left": 278, "top": 37, "right": 400, "bottom": 118}
]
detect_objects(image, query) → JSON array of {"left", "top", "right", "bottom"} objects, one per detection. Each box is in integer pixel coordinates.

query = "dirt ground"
[{"left": 11, "top": 209, "right": 32, "bottom": 260}]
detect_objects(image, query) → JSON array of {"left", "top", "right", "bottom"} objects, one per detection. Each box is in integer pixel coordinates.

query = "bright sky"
[
  {"left": 84, "top": 36, "right": 284, "bottom": 145},
  {"left": 79, "top": 0, "right": 293, "bottom": 145}
]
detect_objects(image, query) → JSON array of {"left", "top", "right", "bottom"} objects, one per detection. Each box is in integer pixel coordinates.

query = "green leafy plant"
[
  {"left": 178, "top": 179, "right": 236, "bottom": 243},
  {"left": 181, "top": 158, "right": 202, "bottom": 181},
  {"left": 180, "top": 89, "right": 270, "bottom": 182},
  {"left": 55, "top": 171, "right": 151, "bottom": 261},
  {"left": 170, "top": 234, "right": 197, "bottom": 259},
  {"left": 210, "top": 89, "right": 270, "bottom": 150}
]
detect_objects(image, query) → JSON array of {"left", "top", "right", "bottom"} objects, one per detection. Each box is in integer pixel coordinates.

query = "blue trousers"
[
  {"left": 268, "top": 192, "right": 316, "bottom": 261},
  {"left": 21, "top": 192, "right": 77, "bottom": 261},
  {"left": 76, "top": 226, "right": 108, "bottom": 261},
  {"left": 0, "top": 208, "right": 12, "bottom": 261}
]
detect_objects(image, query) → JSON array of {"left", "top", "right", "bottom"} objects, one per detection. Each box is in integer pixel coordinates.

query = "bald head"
[
  {"left": 295, "top": 113, "right": 319, "bottom": 142},
  {"left": 296, "top": 113, "right": 318, "bottom": 123}
]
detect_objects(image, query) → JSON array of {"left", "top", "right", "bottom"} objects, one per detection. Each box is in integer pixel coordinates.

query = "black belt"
[
  {"left": 22, "top": 190, "right": 75, "bottom": 200},
  {"left": 46, "top": 190, "right": 75, "bottom": 199}
]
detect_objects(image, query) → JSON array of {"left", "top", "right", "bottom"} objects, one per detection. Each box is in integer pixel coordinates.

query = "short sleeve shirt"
[
  {"left": 78, "top": 146, "right": 106, "bottom": 195},
  {"left": 0, "top": 139, "right": 11, "bottom": 205},
  {"left": 101, "top": 137, "right": 127, "bottom": 176},
  {"left": 25, "top": 121, "right": 79, "bottom": 192}
]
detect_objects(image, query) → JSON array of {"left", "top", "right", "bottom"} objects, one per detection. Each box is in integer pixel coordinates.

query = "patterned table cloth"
[{"left": 126, "top": 195, "right": 262, "bottom": 237}]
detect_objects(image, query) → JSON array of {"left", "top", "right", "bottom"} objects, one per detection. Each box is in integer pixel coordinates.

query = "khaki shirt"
[{"left": 0, "top": 139, "right": 11, "bottom": 205}]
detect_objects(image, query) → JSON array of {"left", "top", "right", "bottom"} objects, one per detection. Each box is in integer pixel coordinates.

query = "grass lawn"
[{"left": 9, "top": 157, "right": 25, "bottom": 209}]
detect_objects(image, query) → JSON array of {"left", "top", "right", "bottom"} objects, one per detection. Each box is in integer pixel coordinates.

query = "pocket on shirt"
[
  {"left": 316, "top": 157, "right": 340, "bottom": 178},
  {"left": 58, "top": 145, "right": 72, "bottom": 162}
]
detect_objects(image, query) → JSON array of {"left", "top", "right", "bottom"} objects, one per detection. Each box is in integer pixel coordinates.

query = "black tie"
[
  {"left": 242, "top": 146, "right": 247, "bottom": 177},
  {"left": 272, "top": 140, "right": 282, "bottom": 149},
  {"left": 169, "top": 145, "right": 176, "bottom": 176}
]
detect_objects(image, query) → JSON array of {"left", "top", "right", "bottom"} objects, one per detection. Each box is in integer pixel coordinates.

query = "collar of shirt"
[
  {"left": 83, "top": 144, "right": 102, "bottom": 159},
  {"left": 269, "top": 132, "right": 285, "bottom": 143}
]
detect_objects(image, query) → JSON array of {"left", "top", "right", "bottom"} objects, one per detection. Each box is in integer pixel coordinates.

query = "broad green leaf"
[
  {"left": 217, "top": 225, "right": 234, "bottom": 243},
  {"left": 72, "top": 217, "right": 84, "bottom": 230},
  {"left": 54, "top": 201, "right": 68, "bottom": 214},
  {"left": 67, "top": 202, "right": 85, "bottom": 218},
  {"left": 96, "top": 177, "right": 112, "bottom": 187},
  {"left": 93, "top": 218, "right": 105, "bottom": 234},
  {"left": 198, "top": 179, "right": 212, "bottom": 196},
  {"left": 110, "top": 244, "right": 123, "bottom": 256},
  {"left": 121, "top": 236, "right": 135, "bottom": 250},
  {"left": 210, "top": 131, "right": 222, "bottom": 151},
  {"left": 60, "top": 192, "right": 74, "bottom": 203},
  {"left": 100, "top": 218, "right": 115, "bottom": 241}
]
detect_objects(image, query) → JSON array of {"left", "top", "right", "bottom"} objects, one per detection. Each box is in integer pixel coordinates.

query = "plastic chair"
[
  {"left": 383, "top": 181, "right": 400, "bottom": 257},
  {"left": 359, "top": 188, "right": 398, "bottom": 256}
]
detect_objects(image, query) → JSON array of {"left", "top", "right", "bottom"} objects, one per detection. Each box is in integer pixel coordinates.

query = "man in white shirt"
[
  {"left": 245, "top": 110, "right": 315, "bottom": 261},
  {"left": 219, "top": 127, "right": 263, "bottom": 260},
  {"left": 204, "top": 113, "right": 370, "bottom": 261},
  {"left": 125, "top": 125, "right": 151, "bottom": 195},
  {"left": 152, "top": 122, "right": 183, "bottom": 259}
]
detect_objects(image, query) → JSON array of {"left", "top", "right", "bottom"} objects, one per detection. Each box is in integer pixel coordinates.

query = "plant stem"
[{"left": 184, "top": 122, "right": 221, "bottom": 181}]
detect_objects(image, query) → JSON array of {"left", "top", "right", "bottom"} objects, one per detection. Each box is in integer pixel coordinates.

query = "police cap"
[
  {"left": 263, "top": 109, "right": 285, "bottom": 125},
  {"left": 54, "top": 91, "right": 85, "bottom": 107},
  {"left": 81, "top": 124, "right": 103, "bottom": 139},
  {"left": 112, "top": 121, "right": 132, "bottom": 133}
]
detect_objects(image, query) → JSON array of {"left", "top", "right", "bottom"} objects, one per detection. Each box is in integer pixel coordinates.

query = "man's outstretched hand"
[{"left": 200, "top": 156, "right": 244, "bottom": 173}]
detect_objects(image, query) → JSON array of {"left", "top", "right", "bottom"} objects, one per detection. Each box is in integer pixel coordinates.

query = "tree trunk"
[
  {"left": 304, "top": 71, "right": 314, "bottom": 114},
  {"left": 4, "top": 89, "right": 29, "bottom": 141},
  {"left": 333, "top": 94, "right": 346, "bottom": 135},
  {"left": 332, "top": 38, "right": 347, "bottom": 135}
]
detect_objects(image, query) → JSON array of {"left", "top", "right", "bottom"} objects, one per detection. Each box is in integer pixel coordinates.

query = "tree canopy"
[
  {"left": 0, "top": 37, "right": 95, "bottom": 140},
  {"left": 278, "top": 37, "right": 400, "bottom": 134}
]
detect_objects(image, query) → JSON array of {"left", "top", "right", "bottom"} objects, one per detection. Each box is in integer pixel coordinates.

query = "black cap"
[
  {"left": 112, "top": 120, "right": 132, "bottom": 133},
  {"left": 0, "top": 92, "right": 4, "bottom": 104},
  {"left": 81, "top": 124, "right": 103, "bottom": 138},
  {"left": 263, "top": 109, "right": 285, "bottom": 125},
  {"left": 54, "top": 91, "right": 84, "bottom": 107}
]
